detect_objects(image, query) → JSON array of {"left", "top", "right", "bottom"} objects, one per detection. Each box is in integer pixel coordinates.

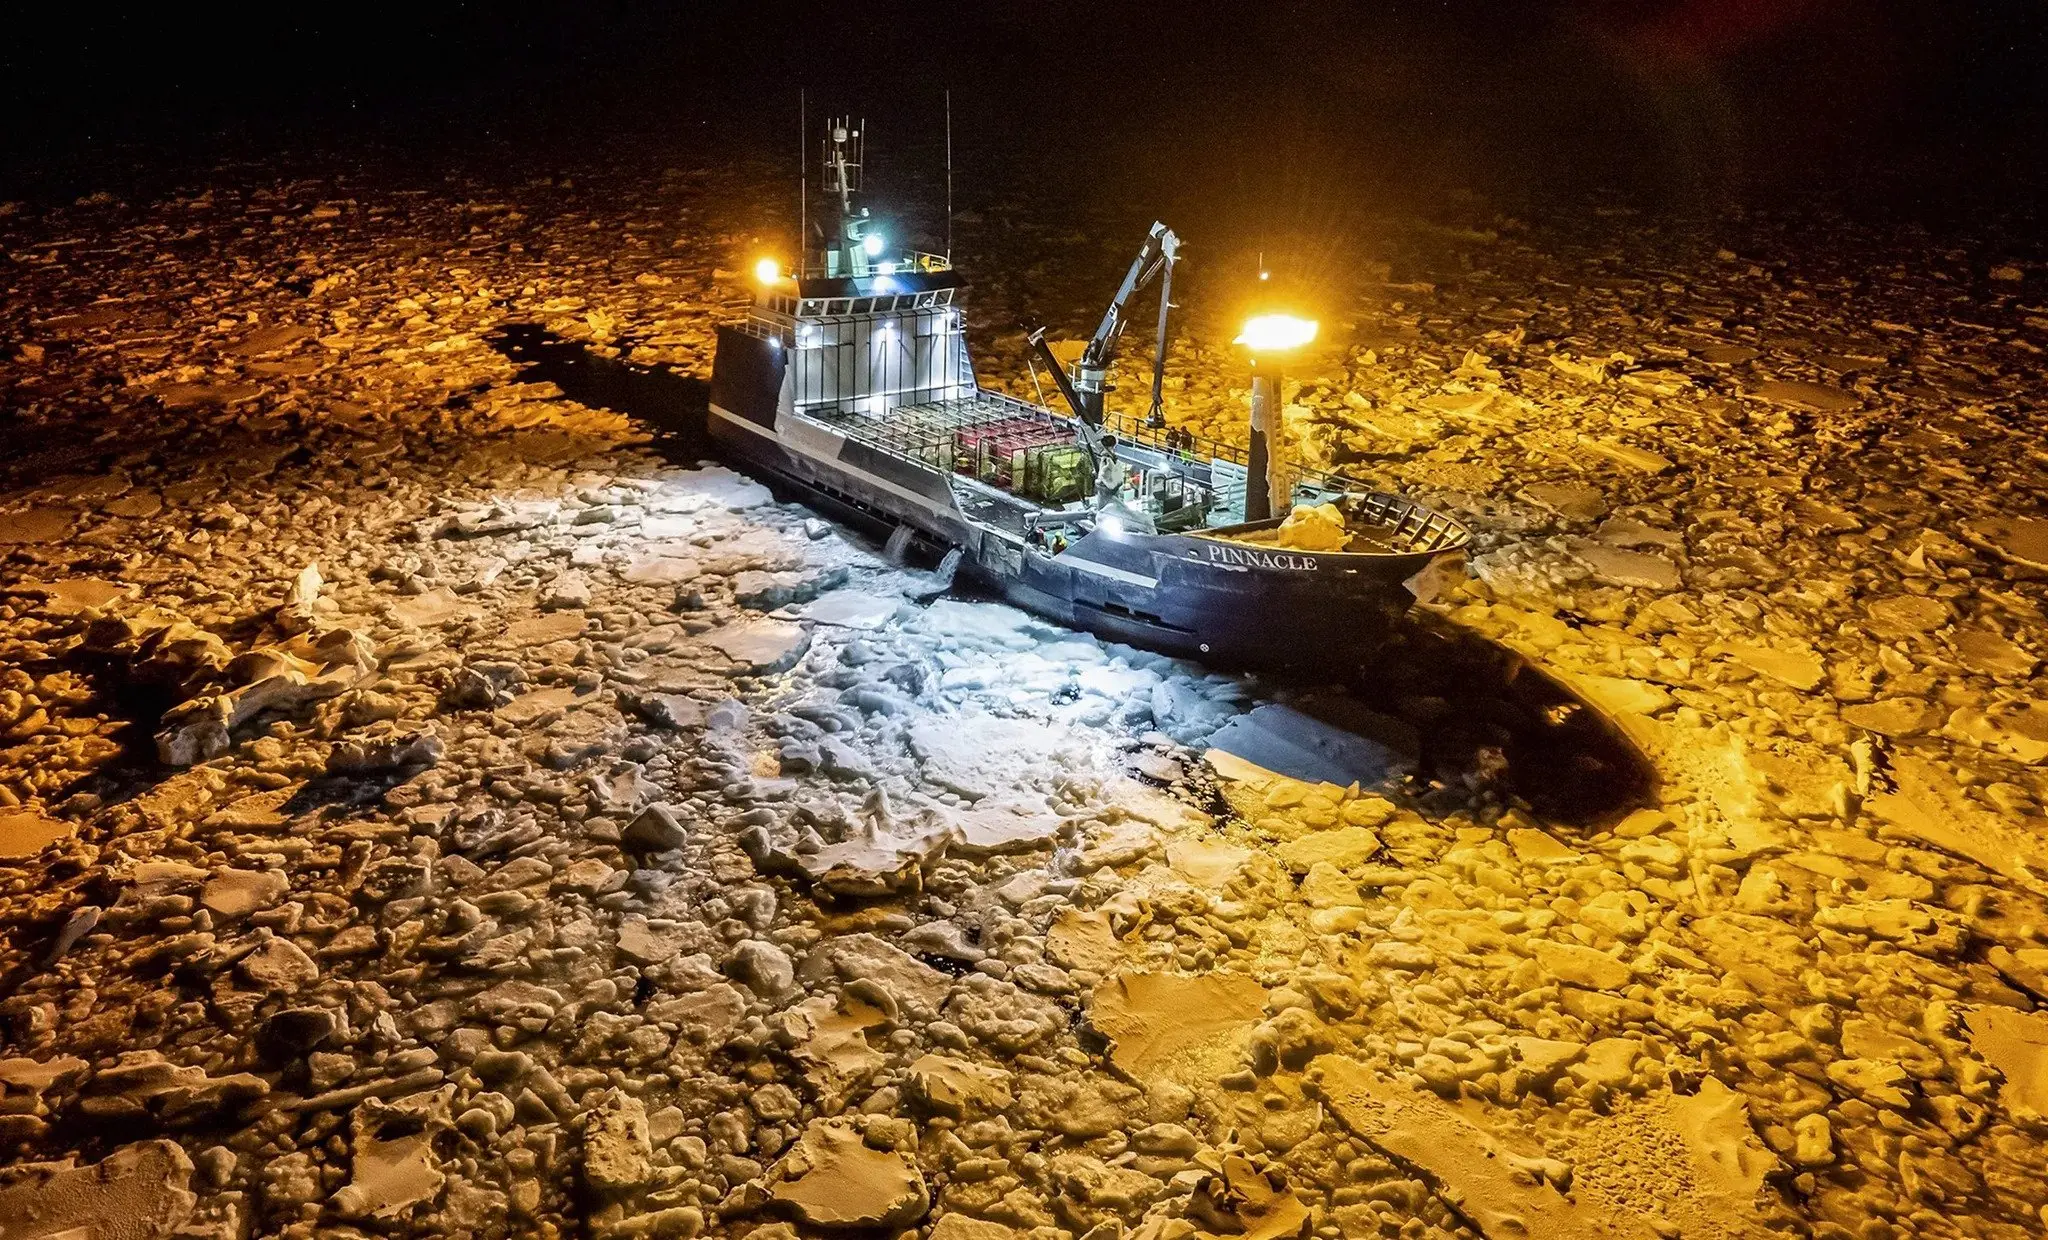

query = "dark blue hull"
[{"left": 706, "top": 393, "right": 1441, "bottom": 669}]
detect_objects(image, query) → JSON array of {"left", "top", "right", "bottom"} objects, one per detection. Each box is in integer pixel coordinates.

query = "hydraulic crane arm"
[
  {"left": 1024, "top": 325, "right": 1089, "bottom": 428},
  {"left": 1027, "top": 326, "right": 1088, "bottom": 422},
  {"left": 1146, "top": 247, "right": 1175, "bottom": 427},
  {"left": 1081, "top": 221, "right": 1178, "bottom": 373},
  {"left": 1032, "top": 221, "right": 1180, "bottom": 428},
  {"left": 1027, "top": 324, "right": 1113, "bottom": 475}
]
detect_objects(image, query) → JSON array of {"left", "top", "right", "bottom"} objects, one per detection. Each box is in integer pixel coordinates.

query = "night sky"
[{"left": 3, "top": 1, "right": 2044, "bottom": 217}]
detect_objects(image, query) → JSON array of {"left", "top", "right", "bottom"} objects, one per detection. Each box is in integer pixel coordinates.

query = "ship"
[{"left": 708, "top": 117, "right": 1470, "bottom": 667}]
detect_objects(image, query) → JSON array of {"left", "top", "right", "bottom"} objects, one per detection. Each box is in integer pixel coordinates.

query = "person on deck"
[{"left": 1094, "top": 435, "right": 1125, "bottom": 509}]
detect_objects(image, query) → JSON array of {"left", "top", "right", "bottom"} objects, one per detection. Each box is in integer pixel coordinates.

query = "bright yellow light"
[
  {"left": 753, "top": 258, "right": 782, "bottom": 285},
  {"left": 1236, "top": 313, "right": 1318, "bottom": 353}
]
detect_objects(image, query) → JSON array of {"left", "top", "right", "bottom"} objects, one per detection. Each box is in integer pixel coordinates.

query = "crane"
[
  {"left": 1028, "top": 221, "right": 1180, "bottom": 431},
  {"left": 1026, "top": 222, "right": 1180, "bottom": 520}
]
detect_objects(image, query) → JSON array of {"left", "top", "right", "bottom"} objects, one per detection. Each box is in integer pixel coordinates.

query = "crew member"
[{"left": 1094, "top": 435, "right": 1124, "bottom": 509}]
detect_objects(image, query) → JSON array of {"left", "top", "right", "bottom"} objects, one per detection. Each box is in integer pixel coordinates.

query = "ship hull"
[
  {"left": 707, "top": 397, "right": 1438, "bottom": 669},
  {"left": 990, "top": 555, "right": 1419, "bottom": 667},
  {"left": 706, "top": 396, "right": 975, "bottom": 546}
]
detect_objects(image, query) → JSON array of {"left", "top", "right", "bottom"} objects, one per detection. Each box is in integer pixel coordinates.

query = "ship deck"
[
  {"left": 804, "top": 389, "right": 1468, "bottom": 555},
  {"left": 812, "top": 391, "right": 1066, "bottom": 465},
  {"left": 811, "top": 389, "right": 1254, "bottom": 520},
  {"left": 952, "top": 484, "right": 1037, "bottom": 538},
  {"left": 811, "top": 391, "right": 1095, "bottom": 536}
]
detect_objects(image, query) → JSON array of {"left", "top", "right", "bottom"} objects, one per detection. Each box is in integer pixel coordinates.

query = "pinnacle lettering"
[{"left": 1203, "top": 544, "right": 1318, "bottom": 571}]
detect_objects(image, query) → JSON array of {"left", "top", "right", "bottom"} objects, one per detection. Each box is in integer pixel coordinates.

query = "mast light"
[{"left": 1235, "top": 313, "right": 1318, "bottom": 354}]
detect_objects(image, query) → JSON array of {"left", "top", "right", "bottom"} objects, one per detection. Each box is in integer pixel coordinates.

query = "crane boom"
[
  {"left": 1034, "top": 221, "right": 1180, "bottom": 428},
  {"left": 1147, "top": 246, "right": 1174, "bottom": 426},
  {"left": 1026, "top": 221, "right": 1182, "bottom": 520}
]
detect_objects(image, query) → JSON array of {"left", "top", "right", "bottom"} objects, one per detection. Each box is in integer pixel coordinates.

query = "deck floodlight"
[
  {"left": 754, "top": 258, "right": 782, "bottom": 285},
  {"left": 863, "top": 232, "right": 886, "bottom": 258},
  {"left": 1236, "top": 313, "right": 1315, "bottom": 523},
  {"left": 1235, "top": 313, "right": 1318, "bottom": 354}
]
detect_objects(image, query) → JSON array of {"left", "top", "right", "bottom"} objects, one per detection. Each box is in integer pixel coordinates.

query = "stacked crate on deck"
[
  {"left": 868, "top": 405, "right": 960, "bottom": 469},
  {"left": 955, "top": 417, "right": 1090, "bottom": 504},
  {"left": 958, "top": 418, "right": 1058, "bottom": 487},
  {"left": 1021, "top": 445, "right": 1090, "bottom": 503}
]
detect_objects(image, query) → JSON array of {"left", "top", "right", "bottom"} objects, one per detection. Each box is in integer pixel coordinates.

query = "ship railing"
[
  {"left": 1097, "top": 407, "right": 1331, "bottom": 495},
  {"left": 969, "top": 389, "right": 1063, "bottom": 421},
  {"left": 1100, "top": 410, "right": 1251, "bottom": 469},
  {"left": 726, "top": 317, "right": 792, "bottom": 345},
  {"left": 1096, "top": 409, "right": 1468, "bottom": 554},
  {"left": 797, "top": 251, "right": 953, "bottom": 278}
]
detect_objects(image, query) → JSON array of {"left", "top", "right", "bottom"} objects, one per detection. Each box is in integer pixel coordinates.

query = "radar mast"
[{"left": 817, "top": 118, "right": 885, "bottom": 277}]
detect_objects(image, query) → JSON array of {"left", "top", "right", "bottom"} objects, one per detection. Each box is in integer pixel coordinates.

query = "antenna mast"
[
  {"left": 799, "top": 90, "right": 807, "bottom": 272},
  {"left": 945, "top": 90, "right": 954, "bottom": 265}
]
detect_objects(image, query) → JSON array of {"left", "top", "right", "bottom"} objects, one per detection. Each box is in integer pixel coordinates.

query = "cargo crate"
[{"left": 1021, "top": 445, "right": 1091, "bottom": 504}]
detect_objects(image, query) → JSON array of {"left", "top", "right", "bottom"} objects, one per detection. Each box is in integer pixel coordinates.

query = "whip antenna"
[
  {"left": 799, "top": 89, "right": 807, "bottom": 269},
  {"left": 945, "top": 90, "right": 954, "bottom": 265}
]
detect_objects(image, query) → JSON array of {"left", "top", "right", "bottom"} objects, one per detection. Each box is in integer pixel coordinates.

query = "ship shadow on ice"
[
  {"left": 488, "top": 322, "right": 950, "bottom": 567},
  {"left": 490, "top": 323, "right": 712, "bottom": 457},
  {"left": 1199, "top": 615, "right": 1657, "bottom": 830},
  {"left": 1349, "top": 616, "right": 1657, "bottom": 829}
]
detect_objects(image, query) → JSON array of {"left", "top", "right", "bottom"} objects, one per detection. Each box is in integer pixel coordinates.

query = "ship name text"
[{"left": 1202, "top": 544, "right": 1319, "bottom": 571}]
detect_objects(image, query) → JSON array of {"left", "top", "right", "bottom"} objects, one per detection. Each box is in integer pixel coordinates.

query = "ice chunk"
[
  {"left": 0, "top": 810, "right": 76, "bottom": 860},
  {"left": 502, "top": 611, "right": 587, "bottom": 646},
  {"left": 1965, "top": 1006, "right": 2048, "bottom": 1117},
  {"left": 914, "top": 599, "right": 1052, "bottom": 649},
  {"left": 707, "top": 619, "right": 810, "bottom": 673},
  {"left": 1088, "top": 971, "right": 1265, "bottom": 1084},
  {"left": 904, "top": 1053, "right": 1014, "bottom": 1119},
  {"left": 1840, "top": 698, "right": 1937, "bottom": 737},
  {"left": 0, "top": 1140, "right": 196, "bottom": 1238},
  {"left": 768, "top": 1119, "right": 927, "bottom": 1229},
  {"left": 1519, "top": 482, "right": 1608, "bottom": 523},
  {"left": 618, "top": 552, "right": 700, "bottom": 585},
  {"left": 1272, "top": 503, "right": 1349, "bottom": 552},
  {"left": 908, "top": 713, "right": 1076, "bottom": 800},
  {"left": 14, "top": 578, "right": 128, "bottom": 614},
  {"left": 1146, "top": 676, "right": 1241, "bottom": 743},
  {"left": 333, "top": 1099, "right": 448, "bottom": 1218},
  {"left": 1205, "top": 701, "right": 1414, "bottom": 788},
  {"left": 949, "top": 799, "right": 1066, "bottom": 856},
  {"left": 658, "top": 465, "right": 772, "bottom": 512},
  {"left": 1745, "top": 379, "right": 1860, "bottom": 412},
  {"left": 390, "top": 587, "right": 477, "bottom": 629},
  {"left": 1961, "top": 515, "right": 2048, "bottom": 571},
  {"left": 1569, "top": 540, "right": 1681, "bottom": 590},
  {"left": 1943, "top": 700, "right": 2048, "bottom": 764},
  {"left": 1727, "top": 644, "right": 1825, "bottom": 691},
  {"left": 746, "top": 817, "right": 950, "bottom": 898},
  {"left": 1317, "top": 1057, "right": 1639, "bottom": 1235},
  {"left": 802, "top": 589, "right": 903, "bottom": 630},
  {"left": 1577, "top": 436, "right": 1673, "bottom": 473},
  {"left": 0, "top": 509, "right": 78, "bottom": 544}
]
